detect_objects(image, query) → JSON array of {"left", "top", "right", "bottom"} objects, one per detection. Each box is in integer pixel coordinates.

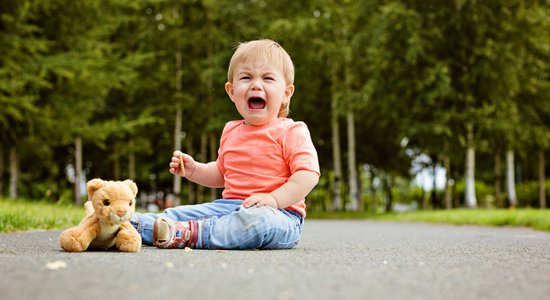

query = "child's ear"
[
  {"left": 225, "top": 82, "right": 234, "bottom": 102},
  {"left": 285, "top": 84, "right": 295, "bottom": 99}
]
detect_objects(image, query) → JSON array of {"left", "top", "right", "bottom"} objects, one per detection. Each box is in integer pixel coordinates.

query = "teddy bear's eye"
[
  {"left": 103, "top": 199, "right": 110, "bottom": 206},
  {"left": 129, "top": 200, "right": 133, "bottom": 206}
]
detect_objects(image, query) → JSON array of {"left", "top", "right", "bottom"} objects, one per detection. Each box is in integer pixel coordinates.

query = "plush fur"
[{"left": 59, "top": 178, "right": 141, "bottom": 252}]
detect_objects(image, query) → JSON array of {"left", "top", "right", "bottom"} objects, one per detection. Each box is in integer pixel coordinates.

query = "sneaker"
[{"left": 153, "top": 217, "right": 198, "bottom": 249}]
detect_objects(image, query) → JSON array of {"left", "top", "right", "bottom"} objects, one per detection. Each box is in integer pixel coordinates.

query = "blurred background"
[{"left": 1, "top": 0, "right": 548, "bottom": 213}]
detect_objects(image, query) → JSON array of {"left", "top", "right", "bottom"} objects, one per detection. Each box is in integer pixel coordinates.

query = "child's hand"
[
  {"left": 169, "top": 150, "right": 195, "bottom": 177},
  {"left": 243, "top": 193, "right": 278, "bottom": 209}
]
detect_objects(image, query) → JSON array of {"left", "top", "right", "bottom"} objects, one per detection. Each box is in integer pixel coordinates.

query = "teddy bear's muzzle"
[{"left": 109, "top": 210, "right": 131, "bottom": 223}]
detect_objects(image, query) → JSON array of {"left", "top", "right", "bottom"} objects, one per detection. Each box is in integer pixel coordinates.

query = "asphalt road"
[{"left": 1, "top": 220, "right": 549, "bottom": 300}]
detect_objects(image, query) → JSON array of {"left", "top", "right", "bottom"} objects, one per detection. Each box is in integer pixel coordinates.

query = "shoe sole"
[{"left": 153, "top": 218, "right": 170, "bottom": 247}]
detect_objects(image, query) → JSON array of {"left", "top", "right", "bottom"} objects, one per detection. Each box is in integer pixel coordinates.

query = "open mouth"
[{"left": 248, "top": 97, "right": 266, "bottom": 110}]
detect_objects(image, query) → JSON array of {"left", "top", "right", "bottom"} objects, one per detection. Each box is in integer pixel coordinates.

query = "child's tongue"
[{"left": 249, "top": 98, "right": 266, "bottom": 109}]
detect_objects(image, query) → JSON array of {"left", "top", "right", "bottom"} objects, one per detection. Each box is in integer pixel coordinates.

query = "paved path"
[{"left": 1, "top": 220, "right": 549, "bottom": 300}]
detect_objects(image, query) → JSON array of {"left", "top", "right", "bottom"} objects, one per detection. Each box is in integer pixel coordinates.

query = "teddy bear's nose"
[{"left": 116, "top": 210, "right": 126, "bottom": 217}]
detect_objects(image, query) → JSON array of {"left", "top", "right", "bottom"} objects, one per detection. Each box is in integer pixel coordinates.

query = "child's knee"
[{"left": 235, "top": 206, "right": 279, "bottom": 230}]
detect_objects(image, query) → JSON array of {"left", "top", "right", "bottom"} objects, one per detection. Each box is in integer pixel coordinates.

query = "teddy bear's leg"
[
  {"left": 115, "top": 222, "right": 142, "bottom": 252},
  {"left": 59, "top": 217, "right": 100, "bottom": 252}
]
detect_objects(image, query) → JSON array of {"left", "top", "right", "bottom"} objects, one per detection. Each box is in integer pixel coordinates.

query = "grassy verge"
[
  {"left": 1, "top": 198, "right": 549, "bottom": 233},
  {"left": 0, "top": 198, "right": 85, "bottom": 233},
  {"left": 308, "top": 209, "right": 550, "bottom": 232}
]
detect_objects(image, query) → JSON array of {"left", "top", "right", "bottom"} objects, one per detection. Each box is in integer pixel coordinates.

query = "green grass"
[
  {"left": 1, "top": 198, "right": 550, "bottom": 233},
  {"left": 309, "top": 209, "right": 550, "bottom": 232},
  {"left": 0, "top": 198, "right": 85, "bottom": 233}
]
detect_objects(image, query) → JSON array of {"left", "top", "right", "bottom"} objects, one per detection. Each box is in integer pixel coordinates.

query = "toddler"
[{"left": 132, "top": 39, "right": 320, "bottom": 250}]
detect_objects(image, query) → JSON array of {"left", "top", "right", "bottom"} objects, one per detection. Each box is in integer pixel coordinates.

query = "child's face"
[{"left": 225, "top": 59, "right": 294, "bottom": 126}]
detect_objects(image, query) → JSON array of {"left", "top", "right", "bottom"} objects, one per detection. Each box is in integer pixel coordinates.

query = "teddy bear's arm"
[
  {"left": 59, "top": 216, "right": 101, "bottom": 252},
  {"left": 115, "top": 222, "right": 142, "bottom": 252}
]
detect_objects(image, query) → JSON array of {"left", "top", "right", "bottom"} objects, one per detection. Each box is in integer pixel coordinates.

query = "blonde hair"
[{"left": 227, "top": 39, "right": 295, "bottom": 118}]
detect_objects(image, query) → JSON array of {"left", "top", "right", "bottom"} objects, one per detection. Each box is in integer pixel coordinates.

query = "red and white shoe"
[{"left": 153, "top": 217, "right": 198, "bottom": 249}]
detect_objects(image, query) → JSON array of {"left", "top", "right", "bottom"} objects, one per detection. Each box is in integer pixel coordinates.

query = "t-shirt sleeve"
[{"left": 282, "top": 122, "right": 320, "bottom": 176}]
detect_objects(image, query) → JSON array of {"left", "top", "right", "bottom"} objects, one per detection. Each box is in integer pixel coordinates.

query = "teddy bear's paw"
[
  {"left": 117, "top": 239, "right": 141, "bottom": 252},
  {"left": 59, "top": 234, "right": 88, "bottom": 252}
]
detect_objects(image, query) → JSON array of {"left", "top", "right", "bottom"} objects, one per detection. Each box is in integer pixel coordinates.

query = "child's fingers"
[{"left": 243, "top": 194, "right": 272, "bottom": 208}]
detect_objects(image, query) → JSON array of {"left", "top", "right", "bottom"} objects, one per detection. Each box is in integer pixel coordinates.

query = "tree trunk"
[
  {"left": 539, "top": 151, "right": 546, "bottom": 209},
  {"left": 128, "top": 139, "right": 135, "bottom": 180},
  {"left": 113, "top": 141, "right": 120, "bottom": 180},
  {"left": 347, "top": 108, "right": 358, "bottom": 211},
  {"left": 494, "top": 149, "right": 502, "bottom": 208},
  {"left": 186, "top": 138, "right": 195, "bottom": 205},
  {"left": 506, "top": 150, "right": 517, "bottom": 208},
  {"left": 368, "top": 167, "right": 377, "bottom": 213},
  {"left": 331, "top": 94, "right": 342, "bottom": 211},
  {"left": 422, "top": 186, "right": 429, "bottom": 210},
  {"left": 0, "top": 144, "right": 4, "bottom": 196},
  {"left": 74, "top": 136, "right": 83, "bottom": 205},
  {"left": 431, "top": 155, "right": 439, "bottom": 209},
  {"left": 196, "top": 133, "right": 207, "bottom": 204},
  {"left": 465, "top": 124, "right": 477, "bottom": 208},
  {"left": 9, "top": 145, "right": 18, "bottom": 199},
  {"left": 172, "top": 51, "right": 183, "bottom": 206},
  {"left": 384, "top": 174, "right": 393, "bottom": 213},
  {"left": 358, "top": 165, "right": 364, "bottom": 211},
  {"left": 209, "top": 131, "right": 218, "bottom": 201},
  {"left": 443, "top": 151, "right": 452, "bottom": 209}
]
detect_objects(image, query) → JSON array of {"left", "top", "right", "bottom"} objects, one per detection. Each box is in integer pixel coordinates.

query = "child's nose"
[{"left": 250, "top": 79, "right": 262, "bottom": 90}]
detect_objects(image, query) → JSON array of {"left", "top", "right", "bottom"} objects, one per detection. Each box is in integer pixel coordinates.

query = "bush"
[{"left": 516, "top": 179, "right": 550, "bottom": 208}]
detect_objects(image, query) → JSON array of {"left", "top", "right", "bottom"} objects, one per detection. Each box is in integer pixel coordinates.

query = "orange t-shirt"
[{"left": 216, "top": 118, "right": 320, "bottom": 217}]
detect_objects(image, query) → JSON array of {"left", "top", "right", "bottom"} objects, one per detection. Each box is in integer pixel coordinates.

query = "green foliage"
[
  {"left": 0, "top": 0, "right": 548, "bottom": 212},
  {"left": 454, "top": 180, "right": 496, "bottom": 208},
  {"left": 516, "top": 179, "right": 550, "bottom": 207}
]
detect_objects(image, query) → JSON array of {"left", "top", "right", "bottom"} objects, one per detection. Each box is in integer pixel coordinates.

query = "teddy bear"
[{"left": 59, "top": 178, "right": 142, "bottom": 252}]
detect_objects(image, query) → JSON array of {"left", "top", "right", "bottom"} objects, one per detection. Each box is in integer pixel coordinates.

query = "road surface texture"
[{"left": 1, "top": 220, "right": 549, "bottom": 300}]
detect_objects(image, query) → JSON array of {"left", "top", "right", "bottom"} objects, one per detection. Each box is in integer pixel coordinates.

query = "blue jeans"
[{"left": 131, "top": 200, "right": 304, "bottom": 250}]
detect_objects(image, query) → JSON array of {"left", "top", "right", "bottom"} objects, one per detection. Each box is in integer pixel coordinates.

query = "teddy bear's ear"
[
  {"left": 124, "top": 179, "right": 138, "bottom": 197},
  {"left": 87, "top": 178, "right": 106, "bottom": 199}
]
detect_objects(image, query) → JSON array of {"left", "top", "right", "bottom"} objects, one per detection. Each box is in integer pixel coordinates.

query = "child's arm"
[
  {"left": 243, "top": 170, "right": 319, "bottom": 209},
  {"left": 169, "top": 150, "right": 224, "bottom": 188}
]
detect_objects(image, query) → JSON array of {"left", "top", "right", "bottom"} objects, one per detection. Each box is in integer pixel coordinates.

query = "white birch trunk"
[
  {"left": 0, "top": 144, "right": 4, "bottom": 196},
  {"left": 209, "top": 132, "right": 217, "bottom": 201},
  {"left": 539, "top": 151, "right": 546, "bottom": 209},
  {"left": 74, "top": 137, "right": 83, "bottom": 205},
  {"left": 9, "top": 145, "right": 18, "bottom": 199},
  {"left": 331, "top": 95, "right": 342, "bottom": 211},
  {"left": 196, "top": 133, "right": 207, "bottom": 204},
  {"left": 172, "top": 51, "right": 183, "bottom": 206},
  {"left": 494, "top": 150, "right": 502, "bottom": 208},
  {"left": 347, "top": 108, "right": 358, "bottom": 211},
  {"left": 465, "top": 125, "right": 477, "bottom": 208},
  {"left": 113, "top": 141, "right": 120, "bottom": 180},
  {"left": 128, "top": 139, "right": 135, "bottom": 180},
  {"left": 506, "top": 150, "right": 517, "bottom": 208},
  {"left": 186, "top": 138, "right": 195, "bottom": 204}
]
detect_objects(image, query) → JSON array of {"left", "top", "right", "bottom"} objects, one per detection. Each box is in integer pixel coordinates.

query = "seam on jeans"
[
  {"left": 201, "top": 220, "right": 206, "bottom": 249},
  {"left": 189, "top": 201, "right": 243, "bottom": 221}
]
